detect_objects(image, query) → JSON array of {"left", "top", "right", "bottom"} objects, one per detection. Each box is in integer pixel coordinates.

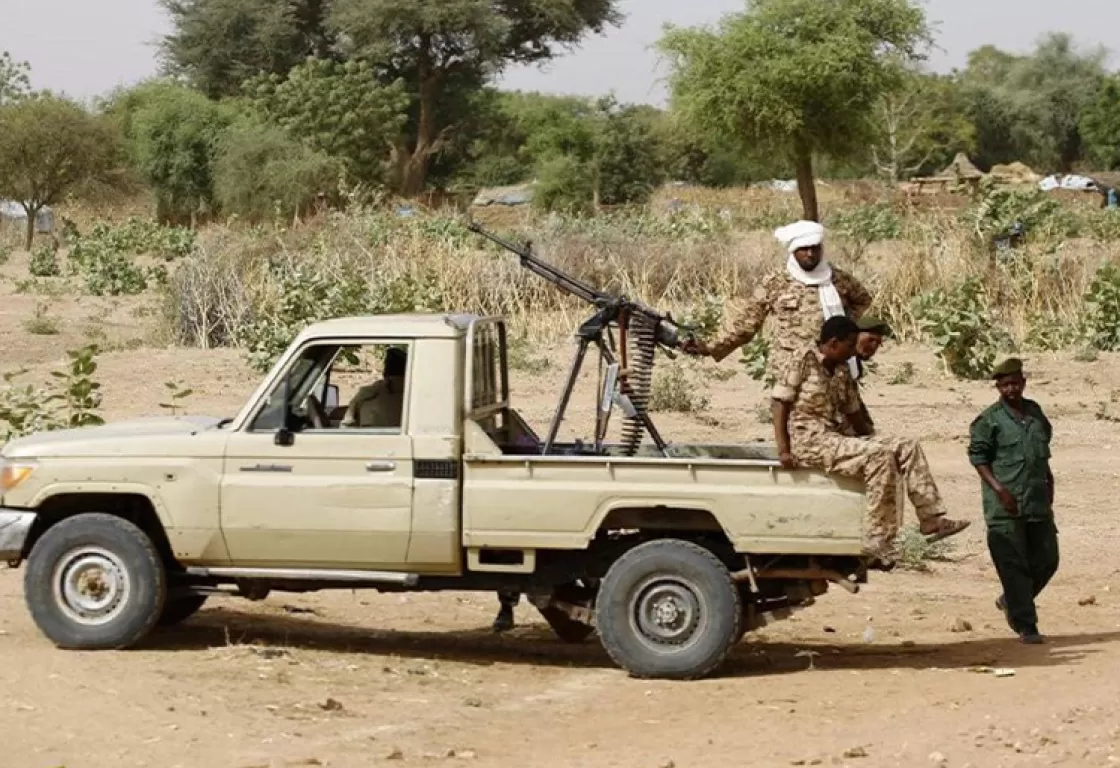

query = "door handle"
[
  {"left": 240, "top": 464, "right": 292, "bottom": 473},
  {"left": 366, "top": 461, "right": 396, "bottom": 472}
]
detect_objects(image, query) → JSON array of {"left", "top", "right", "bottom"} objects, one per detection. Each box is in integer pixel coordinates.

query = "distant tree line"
[{"left": 3, "top": 0, "right": 1120, "bottom": 228}]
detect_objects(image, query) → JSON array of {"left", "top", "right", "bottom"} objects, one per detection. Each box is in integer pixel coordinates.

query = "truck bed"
[{"left": 462, "top": 434, "right": 869, "bottom": 557}]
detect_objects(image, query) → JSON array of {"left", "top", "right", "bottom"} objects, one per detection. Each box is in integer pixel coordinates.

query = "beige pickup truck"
[{"left": 0, "top": 313, "right": 872, "bottom": 680}]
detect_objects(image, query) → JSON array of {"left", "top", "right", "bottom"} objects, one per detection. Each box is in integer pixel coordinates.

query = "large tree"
[
  {"left": 870, "top": 69, "right": 975, "bottom": 183},
  {"left": 0, "top": 51, "right": 31, "bottom": 106},
  {"left": 0, "top": 96, "right": 120, "bottom": 248},
  {"left": 960, "top": 34, "right": 1107, "bottom": 172},
  {"left": 658, "top": 0, "right": 931, "bottom": 220},
  {"left": 244, "top": 57, "right": 411, "bottom": 187},
  {"left": 105, "top": 81, "right": 234, "bottom": 225},
  {"left": 158, "top": 0, "right": 335, "bottom": 98},
  {"left": 326, "top": 0, "right": 623, "bottom": 194},
  {"left": 1081, "top": 75, "right": 1120, "bottom": 171}
]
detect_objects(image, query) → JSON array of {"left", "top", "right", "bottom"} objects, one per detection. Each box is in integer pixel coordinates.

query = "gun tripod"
[{"left": 542, "top": 305, "right": 669, "bottom": 457}]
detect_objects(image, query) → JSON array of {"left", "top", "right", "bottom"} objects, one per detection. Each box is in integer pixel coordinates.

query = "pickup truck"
[{"left": 0, "top": 313, "right": 873, "bottom": 680}]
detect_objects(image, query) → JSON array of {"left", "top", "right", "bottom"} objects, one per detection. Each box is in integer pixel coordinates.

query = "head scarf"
[{"left": 774, "top": 220, "right": 860, "bottom": 379}]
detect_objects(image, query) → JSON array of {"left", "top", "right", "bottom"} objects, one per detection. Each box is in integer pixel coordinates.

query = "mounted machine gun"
[{"left": 466, "top": 221, "right": 691, "bottom": 457}]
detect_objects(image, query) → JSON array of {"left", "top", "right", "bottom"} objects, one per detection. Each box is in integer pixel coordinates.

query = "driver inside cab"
[{"left": 341, "top": 347, "right": 406, "bottom": 429}]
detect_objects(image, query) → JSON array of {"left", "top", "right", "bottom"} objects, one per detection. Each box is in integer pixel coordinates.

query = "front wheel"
[
  {"left": 24, "top": 513, "right": 167, "bottom": 649},
  {"left": 596, "top": 539, "right": 741, "bottom": 680}
]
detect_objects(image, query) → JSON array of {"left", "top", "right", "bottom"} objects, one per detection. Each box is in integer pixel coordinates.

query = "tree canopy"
[
  {"left": 658, "top": 0, "right": 931, "bottom": 220},
  {"left": 0, "top": 51, "right": 31, "bottom": 106},
  {"left": 0, "top": 96, "right": 120, "bottom": 247}
]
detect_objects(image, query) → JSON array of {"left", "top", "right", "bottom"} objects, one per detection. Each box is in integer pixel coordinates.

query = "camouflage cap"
[
  {"left": 856, "top": 315, "right": 892, "bottom": 335},
  {"left": 991, "top": 357, "right": 1024, "bottom": 379}
]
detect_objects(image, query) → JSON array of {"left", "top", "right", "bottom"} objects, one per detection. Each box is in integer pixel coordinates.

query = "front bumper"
[{"left": 0, "top": 509, "right": 35, "bottom": 564}]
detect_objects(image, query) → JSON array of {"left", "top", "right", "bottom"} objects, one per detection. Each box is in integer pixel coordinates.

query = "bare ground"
[{"left": 3, "top": 261, "right": 1120, "bottom": 768}]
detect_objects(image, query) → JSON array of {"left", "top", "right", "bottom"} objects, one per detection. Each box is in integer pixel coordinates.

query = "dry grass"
[{"left": 23, "top": 181, "right": 1120, "bottom": 357}]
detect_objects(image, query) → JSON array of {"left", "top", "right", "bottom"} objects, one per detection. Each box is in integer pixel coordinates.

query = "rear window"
[{"left": 470, "top": 320, "right": 507, "bottom": 414}]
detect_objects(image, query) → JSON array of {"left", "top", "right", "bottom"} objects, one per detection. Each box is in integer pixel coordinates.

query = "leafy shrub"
[
  {"left": 678, "top": 295, "right": 724, "bottom": 337},
  {"left": 1081, "top": 261, "right": 1120, "bottom": 351},
  {"left": 739, "top": 336, "right": 772, "bottom": 385},
  {"left": 964, "top": 180, "right": 1078, "bottom": 244},
  {"left": 23, "top": 303, "right": 59, "bottom": 335},
  {"left": 650, "top": 364, "right": 709, "bottom": 413},
  {"left": 0, "top": 345, "right": 104, "bottom": 442},
  {"left": 1083, "top": 209, "right": 1120, "bottom": 242},
  {"left": 240, "top": 259, "right": 443, "bottom": 372},
  {"left": 81, "top": 251, "right": 151, "bottom": 296},
  {"left": 913, "top": 277, "right": 1006, "bottom": 379},
  {"left": 29, "top": 243, "right": 60, "bottom": 277},
  {"left": 213, "top": 118, "right": 342, "bottom": 221},
  {"left": 830, "top": 202, "right": 902, "bottom": 257},
  {"left": 532, "top": 155, "right": 596, "bottom": 215},
  {"left": 894, "top": 525, "right": 955, "bottom": 571},
  {"left": 1024, "top": 312, "right": 1079, "bottom": 351}
]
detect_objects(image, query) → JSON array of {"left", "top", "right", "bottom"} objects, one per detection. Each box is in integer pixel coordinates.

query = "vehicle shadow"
[{"left": 142, "top": 607, "right": 1120, "bottom": 678}]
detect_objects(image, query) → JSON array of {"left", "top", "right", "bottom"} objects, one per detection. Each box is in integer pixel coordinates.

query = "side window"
[{"left": 249, "top": 341, "right": 411, "bottom": 433}]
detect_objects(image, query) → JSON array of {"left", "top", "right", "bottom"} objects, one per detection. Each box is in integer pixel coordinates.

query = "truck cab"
[{"left": 0, "top": 313, "right": 873, "bottom": 680}]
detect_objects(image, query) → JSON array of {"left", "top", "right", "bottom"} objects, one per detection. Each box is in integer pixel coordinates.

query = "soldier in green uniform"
[{"left": 968, "top": 358, "right": 1058, "bottom": 645}]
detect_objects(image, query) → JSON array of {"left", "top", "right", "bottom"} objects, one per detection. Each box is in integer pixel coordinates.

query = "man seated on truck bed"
[
  {"left": 342, "top": 347, "right": 407, "bottom": 428},
  {"left": 772, "top": 315, "right": 970, "bottom": 568}
]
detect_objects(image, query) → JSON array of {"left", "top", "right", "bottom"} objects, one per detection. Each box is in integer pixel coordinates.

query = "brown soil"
[{"left": 3, "top": 258, "right": 1120, "bottom": 768}]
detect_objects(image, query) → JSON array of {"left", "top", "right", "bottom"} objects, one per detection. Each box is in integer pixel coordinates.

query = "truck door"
[{"left": 219, "top": 339, "right": 415, "bottom": 569}]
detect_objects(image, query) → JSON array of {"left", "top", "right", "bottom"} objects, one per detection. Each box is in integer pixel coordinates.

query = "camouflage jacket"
[
  {"left": 708, "top": 267, "right": 872, "bottom": 378},
  {"left": 772, "top": 347, "right": 861, "bottom": 436}
]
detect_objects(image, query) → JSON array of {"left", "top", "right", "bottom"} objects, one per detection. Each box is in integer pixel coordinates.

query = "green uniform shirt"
[{"left": 967, "top": 398, "right": 1053, "bottom": 523}]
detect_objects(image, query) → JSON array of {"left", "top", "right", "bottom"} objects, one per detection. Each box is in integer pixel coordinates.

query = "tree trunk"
[
  {"left": 22, "top": 204, "right": 38, "bottom": 250},
  {"left": 794, "top": 140, "right": 819, "bottom": 222},
  {"left": 400, "top": 39, "right": 438, "bottom": 197}
]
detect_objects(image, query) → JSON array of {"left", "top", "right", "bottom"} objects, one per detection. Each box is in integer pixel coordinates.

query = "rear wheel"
[
  {"left": 24, "top": 513, "right": 167, "bottom": 649},
  {"left": 596, "top": 539, "right": 740, "bottom": 680}
]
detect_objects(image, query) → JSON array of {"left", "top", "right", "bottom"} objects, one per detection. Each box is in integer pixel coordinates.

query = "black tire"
[
  {"left": 596, "top": 538, "right": 741, "bottom": 680},
  {"left": 158, "top": 595, "right": 208, "bottom": 626},
  {"left": 24, "top": 513, "right": 167, "bottom": 650}
]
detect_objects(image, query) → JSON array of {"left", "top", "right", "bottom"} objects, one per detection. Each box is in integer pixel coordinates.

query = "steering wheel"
[{"left": 304, "top": 394, "right": 329, "bottom": 429}]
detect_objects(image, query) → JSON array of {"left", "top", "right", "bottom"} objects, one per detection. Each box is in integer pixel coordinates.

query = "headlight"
[{"left": 0, "top": 461, "right": 36, "bottom": 494}]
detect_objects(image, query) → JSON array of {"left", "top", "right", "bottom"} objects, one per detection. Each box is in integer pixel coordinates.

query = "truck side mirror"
[{"left": 324, "top": 384, "right": 339, "bottom": 411}]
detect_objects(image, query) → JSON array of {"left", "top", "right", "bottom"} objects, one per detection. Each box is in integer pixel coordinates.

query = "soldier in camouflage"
[
  {"left": 841, "top": 315, "right": 892, "bottom": 436},
  {"left": 772, "top": 316, "right": 971, "bottom": 567},
  {"left": 682, "top": 220, "right": 872, "bottom": 384}
]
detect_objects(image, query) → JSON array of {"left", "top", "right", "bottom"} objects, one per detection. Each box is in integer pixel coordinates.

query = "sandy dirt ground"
[{"left": 3, "top": 258, "right": 1120, "bottom": 768}]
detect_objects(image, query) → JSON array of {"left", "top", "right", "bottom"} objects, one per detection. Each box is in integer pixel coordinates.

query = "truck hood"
[{"left": 1, "top": 415, "right": 226, "bottom": 458}]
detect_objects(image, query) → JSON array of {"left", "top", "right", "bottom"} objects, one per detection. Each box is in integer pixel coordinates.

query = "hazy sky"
[{"left": 1, "top": 0, "right": 1117, "bottom": 105}]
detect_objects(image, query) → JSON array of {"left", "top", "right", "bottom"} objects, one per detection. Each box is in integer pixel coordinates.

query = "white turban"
[{"left": 774, "top": 220, "right": 825, "bottom": 254}]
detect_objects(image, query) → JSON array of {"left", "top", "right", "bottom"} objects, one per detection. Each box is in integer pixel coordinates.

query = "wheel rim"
[
  {"left": 629, "top": 574, "right": 706, "bottom": 650},
  {"left": 51, "top": 546, "right": 131, "bottom": 626}
]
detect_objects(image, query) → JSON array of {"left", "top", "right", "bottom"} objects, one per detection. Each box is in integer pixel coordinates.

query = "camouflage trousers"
[{"left": 792, "top": 431, "right": 948, "bottom": 557}]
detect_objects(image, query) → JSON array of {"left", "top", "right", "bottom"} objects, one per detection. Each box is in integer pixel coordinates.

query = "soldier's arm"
[
  {"left": 705, "top": 284, "right": 771, "bottom": 362},
  {"left": 836, "top": 269, "right": 873, "bottom": 319},
  {"left": 969, "top": 413, "right": 1019, "bottom": 515},
  {"left": 843, "top": 375, "right": 873, "bottom": 436},
  {"left": 770, "top": 354, "right": 805, "bottom": 468}
]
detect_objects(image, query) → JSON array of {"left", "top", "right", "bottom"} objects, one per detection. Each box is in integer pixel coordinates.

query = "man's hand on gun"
[{"left": 679, "top": 336, "right": 711, "bottom": 356}]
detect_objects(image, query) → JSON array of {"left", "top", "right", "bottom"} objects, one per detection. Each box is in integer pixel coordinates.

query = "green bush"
[
  {"left": 29, "top": 243, "right": 60, "bottom": 277},
  {"left": 913, "top": 277, "right": 1007, "bottom": 379},
  {"left": 739, "top": 336, "right": 772, "bottom": 385},
  {"left": 240, "top": 259, "right": 443, "bottom": 372},
  {"left": 213, "top": 119, "right": 342, "bottom": 222},
  {"left": 964, "top": 179, "right": 1078, "bottom": 243},
  {"left": 829, "top": 202, "right": 902, "bottom": 256},
  {"left": 532, "top": 155, "right": 596, "bottom": 214},
  {"left": 0, "top": 345, "right": 104, "bottom": 442},
  {"left": 650, "top": 364, "right": 709, "bottom": 413},
  {"left": 1082, "top": 261, "right": 1120, "bottom": 351}
]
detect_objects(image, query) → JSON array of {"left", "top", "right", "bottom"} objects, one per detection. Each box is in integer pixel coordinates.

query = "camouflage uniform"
[
  {"left": 773, "top": 348, "right": 950, "bottom": 558},
  {"left": 708, "top": 268, "right": 873, "bottom": 381}
]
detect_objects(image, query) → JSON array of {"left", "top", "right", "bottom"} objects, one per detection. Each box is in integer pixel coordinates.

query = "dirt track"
[{"left": 3, "top": 264, "right": 1120, "bottom": 767}]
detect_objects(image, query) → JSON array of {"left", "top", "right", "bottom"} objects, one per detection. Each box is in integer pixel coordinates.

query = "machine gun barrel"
[{"left": 467, "top": 220, "right": 683, "bottom": 349}]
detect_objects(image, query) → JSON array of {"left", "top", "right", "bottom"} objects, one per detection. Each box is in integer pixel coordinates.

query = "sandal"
[{"left": 921, "top": 517, "right": 971, "bottom": 543}]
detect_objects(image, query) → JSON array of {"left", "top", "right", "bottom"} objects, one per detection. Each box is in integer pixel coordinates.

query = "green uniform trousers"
[{"left": 986, "top": 517, "right": 1059, "bottom": 632}]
